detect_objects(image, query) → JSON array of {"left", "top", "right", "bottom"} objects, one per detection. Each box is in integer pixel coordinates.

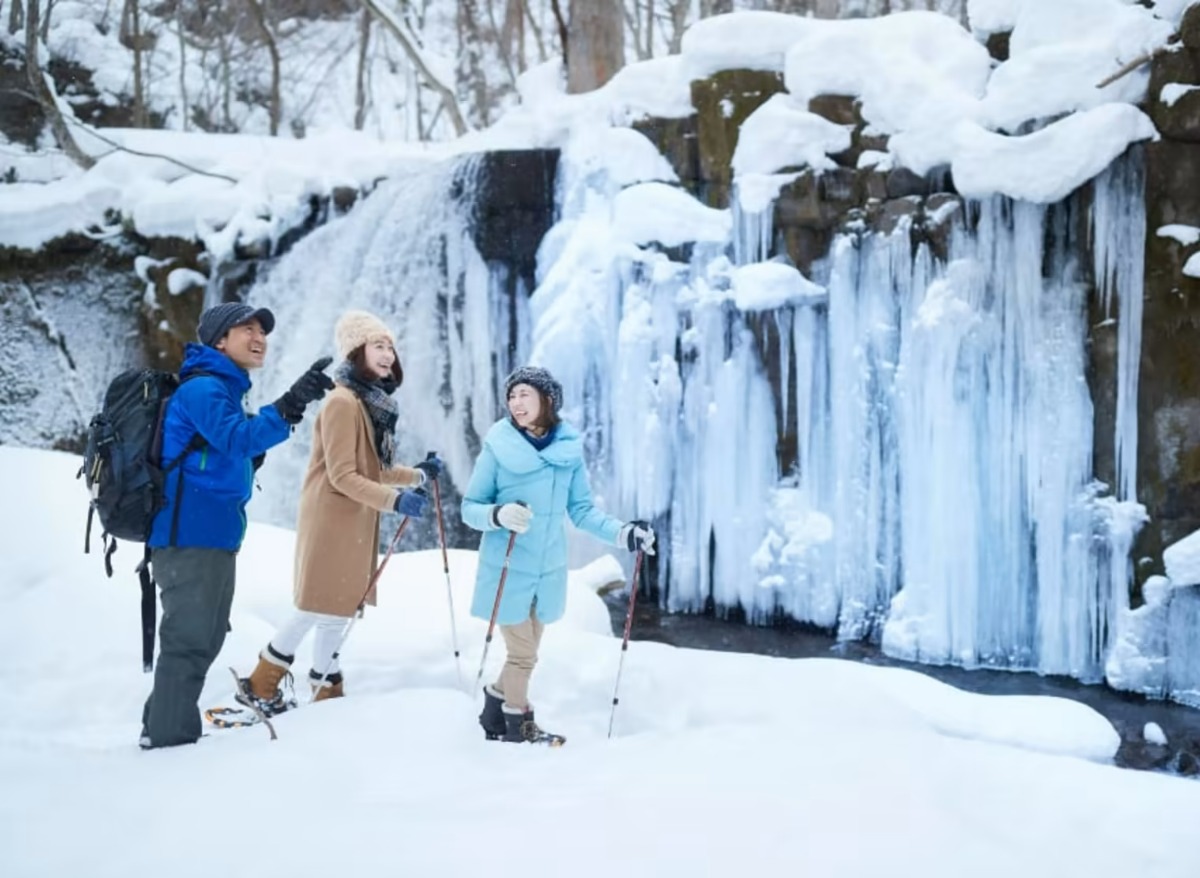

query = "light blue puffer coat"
[{"left": 462, "top": 418, "right": 623, "bottom": 626}]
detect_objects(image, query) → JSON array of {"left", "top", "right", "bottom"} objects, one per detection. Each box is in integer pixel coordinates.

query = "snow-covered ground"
[{"left": 5, "top": 445, "right": 1200, "bottom": 877}]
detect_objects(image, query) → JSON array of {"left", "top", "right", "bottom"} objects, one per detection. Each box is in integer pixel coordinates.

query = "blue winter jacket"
[
  {"left": 462, "top": 418, "right": 624, "bottom": 626},
  {"left": 147, "top": 343, "right": 291, "bottom": 551}
]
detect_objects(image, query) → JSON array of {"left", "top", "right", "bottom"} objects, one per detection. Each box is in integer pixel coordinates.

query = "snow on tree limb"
[
  {"left": 362, "top": 0, "right": 469, "bottom": 137},
  {"left": 24, "top": 0, "right": 95, "bottom": 170}
]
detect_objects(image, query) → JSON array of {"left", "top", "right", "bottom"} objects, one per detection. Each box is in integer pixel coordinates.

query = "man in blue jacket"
[{"left": 140, "top": 302, "right": 334, "bottom": 749}]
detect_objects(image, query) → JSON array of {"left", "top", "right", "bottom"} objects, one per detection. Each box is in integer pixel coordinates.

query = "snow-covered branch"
[{"left": 362, "top": 0, "right": 469, "bottom": 136}]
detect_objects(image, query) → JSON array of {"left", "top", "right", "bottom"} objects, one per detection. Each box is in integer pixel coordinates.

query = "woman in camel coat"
[{"left": 237, "top": 310, "right": 442, "bottom": 710}]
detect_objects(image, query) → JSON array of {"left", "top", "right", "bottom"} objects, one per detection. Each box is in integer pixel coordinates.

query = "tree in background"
[
  {"left": 2, "top": 0, "right": 972, "bottom": 149},
  {"left": 563, "top": 0, "right": 623, "bottom": 93},
  {"left": 23, "top": 0, "right": 94, "bottom": 167}
]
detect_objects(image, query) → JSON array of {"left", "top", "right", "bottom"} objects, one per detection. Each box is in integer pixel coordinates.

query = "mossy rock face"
[
  {"left": 691, "top": 69, "right": 786, "bottom": 208},
  {"left": 465, "top": 149, "right": 560, "bottom": 287},
  {"left": 0, "top": 46, "right": 43, "bottom": 150},
  {"left": 1182, "top": 4, "right": 1200, "bottom": 53},
  {"left": 0, "top": 232, "right": 209, "bottom": 450},
  {"left": 0, "top": 237, "right": 145, "bottom": 450},
  {"left": 633, "top": 116, "right": 700, "bottom": 193},
  {"left": 986, "top": 31, "right": 1011, "bottom": 63},
  {"left": 1137, "top": 136, "right": 1200, "bottom": 579},
  {"left": 1153, "top": 87, "right": 1200, "bottom": 143},
  {"left": 1149, "top": 45, "right": 1200, "bottom": 142},
  {"left": 808, "top": 94, "right": 860, "bottom": 127},
  {"left": 1149, "top": 44, "right": 1200, "bottom": 99},
  {"left": 135, "top": 237, "right": 210, "bottom": 371},
  {"left": 777, "top": 224, "right": 833, "bottom": 277}
]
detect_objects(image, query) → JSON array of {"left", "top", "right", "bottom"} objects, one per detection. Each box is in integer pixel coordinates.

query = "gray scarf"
[{"left": 334, "top": 360, "right": 399, "bottom": 467}]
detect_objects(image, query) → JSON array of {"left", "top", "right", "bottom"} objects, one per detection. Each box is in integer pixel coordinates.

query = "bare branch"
[
  {"left": 354, "top": 6, "right": 372, "bottom": 130},
  {"left": 364, "top": 0, "right": 468, "bottom": 136},
  {"left": 65, "top": 120, "right": 238, "bottom": 183},
  {"left": 520, "top": 0, "right": 547, "bottom": 62},
  {"left": 484, "top": 0, "right": 519, "bottom": 88},
  {"left": 243, "top": 0, "right": 281, "bottom": 135},
  {"left": 1096, "top": 35, "right": 1179, "bottom": 90},
  {"left": 24, "top": 0, "right": 94, "bottom": 168}
]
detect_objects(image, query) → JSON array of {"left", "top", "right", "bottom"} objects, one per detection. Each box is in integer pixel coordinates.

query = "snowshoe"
[
  {"left": 502, "top": 705, "right": 566, "bottom": 747},
  {"left": 203, "top": 668, "right": 283, "bottom": 740}
]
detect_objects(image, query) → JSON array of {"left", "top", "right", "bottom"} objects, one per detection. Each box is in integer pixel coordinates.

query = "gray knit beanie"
[{"left": 504, "top": 366, "right": 563, "bottom": 413}]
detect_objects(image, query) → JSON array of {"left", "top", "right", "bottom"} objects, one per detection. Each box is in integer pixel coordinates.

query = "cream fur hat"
[{"left": 334, "top": 310, "right": 396, "bottom": 361}]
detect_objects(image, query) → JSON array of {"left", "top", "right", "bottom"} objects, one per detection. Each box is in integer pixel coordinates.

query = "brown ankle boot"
[
  {"left": 247, "top": 645, "right": 293, "bottom": 700},
  {"left": 310, "top": 670, "right": 344, "bottom": 702}
]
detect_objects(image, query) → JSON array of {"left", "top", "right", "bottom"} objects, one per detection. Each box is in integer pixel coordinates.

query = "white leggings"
[{"left": 269, "top": 609, "right": 349, "bottom": 676}]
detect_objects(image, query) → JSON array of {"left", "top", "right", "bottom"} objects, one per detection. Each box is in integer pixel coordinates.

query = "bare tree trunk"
[
  {"left": 549, "top": 0, "right": 568, "bottom": 69},
  {"left": 482, "top": 0, "right": 518, "bottom": 89},
  {"left": 455, "top": 0, "right": 491, "bottom": 126},
  {"left": 565, "top": 0, "right": 623, "bottom": 93},
  {"left": 220, "top": 34, "right": 232, "bottom": 131},
  {"left": 622, "top": 1, "right": 642, "bottom": 61},
  {"left": 698, "top": 0, "right": 732, "bottom": 14},
  {"left": 176, "top": 12, "right": 188, "bottom": 130},
  {"left": 24, "top": 0, "right": 94, "bottom": 168},
  {"left": 520, "top": 0, "right": 547, "bottom": 62},
  {"left": 244, "top": 0, "right": 281, "bottom": 135},
  {"left": 8, "top": 0, "right": 24, "bottom": 37},
  {"left": 39, "top": 0, "right": 50, "bottom": 40},
  {"left": 354, "top": 4, "right": 371, "bottom": 130},
  {"left": 646, "top": 0, "right": 654, "bottom": 57},
  {"left": 119, "top": 0, "right": 148, "bottom": 128},
  {"left": 502, "top": 0, "right": 525, "bottom": 74},
  {"left": 664, "top": 0, "right": 689, "bottom": 55},
  {"left": 365, "top": 0, "right": 467, "bottom": 135}
]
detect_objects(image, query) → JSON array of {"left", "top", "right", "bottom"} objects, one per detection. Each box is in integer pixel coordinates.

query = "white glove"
[
  {"left": 493, "top": 503, "right": 532, "bottom": 534},
  {"left": 619, "top": 520, "right": 656, "bottom": 556}
]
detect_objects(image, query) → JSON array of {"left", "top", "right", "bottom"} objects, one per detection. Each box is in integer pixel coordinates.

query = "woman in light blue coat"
[{"left": 462, "top": 366, "right": 656, "bottom": 745}]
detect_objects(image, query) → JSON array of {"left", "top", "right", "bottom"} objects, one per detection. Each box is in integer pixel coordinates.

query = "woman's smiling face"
[{"left": 507, "top": 383, "right": 542, "bottom": 431}]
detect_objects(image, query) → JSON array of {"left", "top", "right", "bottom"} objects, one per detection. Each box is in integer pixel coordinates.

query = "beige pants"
[{"left": 494, "top": 604, "right": 545, "bottom": 710}]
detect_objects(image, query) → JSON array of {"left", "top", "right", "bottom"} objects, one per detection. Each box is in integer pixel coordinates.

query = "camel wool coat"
[{"left": 293, "top": 385, "right": 420, "bottom": 617}]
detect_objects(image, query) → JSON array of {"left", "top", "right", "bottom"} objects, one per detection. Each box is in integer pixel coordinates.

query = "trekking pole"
[
  {"left": 428, "top": 452, "right": 464, "bottom": 689},
  {"left": 607, "top": 550, "right": 645, "bottom": 739},
  {"left": 472, "top": 505, "right": 525, "bottom": 696},
  {"left": 310, "top": 497, "right": 420, "bottom": 702}
]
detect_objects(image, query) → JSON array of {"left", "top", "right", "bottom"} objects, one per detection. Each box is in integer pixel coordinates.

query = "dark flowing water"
[{"left": 604, "top": 595, "right": 1200, "bottom": 776}]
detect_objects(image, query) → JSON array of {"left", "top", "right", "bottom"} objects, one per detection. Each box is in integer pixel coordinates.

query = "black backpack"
[{"left": 80, "top": 368, "right": 205, "bottom": 672}]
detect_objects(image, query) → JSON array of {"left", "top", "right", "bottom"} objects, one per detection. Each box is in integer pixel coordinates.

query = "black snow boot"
[
  {"left": 479, "top": 685, "right": 506, "bottom": 740},
  {"left": 502, "top": 704, "right": 566, "bottom": 747}
]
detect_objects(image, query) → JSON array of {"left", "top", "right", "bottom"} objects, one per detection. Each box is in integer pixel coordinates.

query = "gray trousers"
[{"left": 140, "top": 547, "right": 236, "bottom": 747}]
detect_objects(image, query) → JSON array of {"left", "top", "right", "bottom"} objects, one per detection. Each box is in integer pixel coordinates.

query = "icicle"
[
  {"left": 775, "top": 308, "right": 791, "bottom": 442},
  {"left": 1092, "top": 150, "right": 1146, "bottom": 504}
]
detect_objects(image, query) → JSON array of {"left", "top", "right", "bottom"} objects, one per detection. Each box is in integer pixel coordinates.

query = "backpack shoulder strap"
[
  {"left": 135, "top": 546, "right": 155, "bottom": 673},
  {"left": 162, "top": 371, "right": 211, "bottom": 471}
]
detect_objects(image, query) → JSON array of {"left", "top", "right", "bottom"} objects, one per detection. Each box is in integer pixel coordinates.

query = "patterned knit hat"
[
  {"left": 334, "top": 310, "right": 396, "bottom": 361},
  {"left": 504, "top": 366, "right": 563, "bottom": 413}
]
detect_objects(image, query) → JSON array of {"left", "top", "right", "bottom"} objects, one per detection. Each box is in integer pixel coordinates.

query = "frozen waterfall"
[
  {"left": 237, "top": 143, "right": 1153, "bottom": 688},
  {"left": 526, "top": 136, "right": 1148, "bottom": 683},
  {"left": 246, "top": 156, "right": 508, "bottom": 529}
]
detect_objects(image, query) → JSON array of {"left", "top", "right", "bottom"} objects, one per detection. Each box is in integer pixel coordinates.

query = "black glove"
[
  {"left": 414, "top": 452, "right": 444, "bottom": 485},
  {"left": 273, "top": 356, "right": 334, "bottom": 425}
]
